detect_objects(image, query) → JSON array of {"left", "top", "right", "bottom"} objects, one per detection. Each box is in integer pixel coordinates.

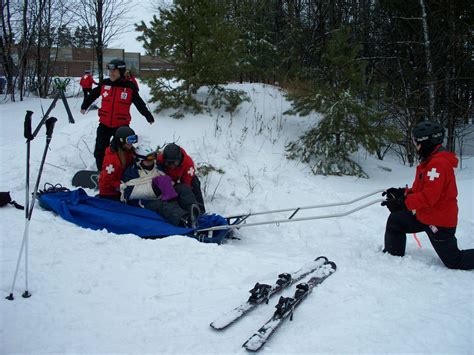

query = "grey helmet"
[
  {"left": 107, "top": 59, "right": 126, "bottom": 77},
  {"left": 163, "top": 143, "right": 183, "bottom": 163},
  {"left": 113, "top": 126, "right": 137, "bottom": 149},
  {"left": 412, "top": 120, "right": 445, "bottom": 146}
]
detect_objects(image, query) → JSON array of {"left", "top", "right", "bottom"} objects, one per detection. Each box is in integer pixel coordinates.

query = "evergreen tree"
[
  {"left": 286, "top": 28, "right": 398, "bottom": 178},
  {"left": 56, "top": 25, "right": 74, "bottom": 47},
  {"left": 228, "top": 0, "right": 278, "bottom": 83},
  {"left": 73, "top": 26, "right": 95, "bottom": 48},
  {"left": 136, "top": 0, "right": 248, "bottom": 117}
]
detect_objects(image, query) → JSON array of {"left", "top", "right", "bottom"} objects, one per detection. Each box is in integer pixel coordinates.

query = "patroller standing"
[{"left": 81, "top": 59, "right": 155, "bottom": 171}]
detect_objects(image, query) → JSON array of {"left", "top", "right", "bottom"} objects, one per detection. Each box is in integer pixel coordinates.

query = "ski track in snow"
[{"left": 1, "top": 81, "right": 473, "bottom": 354}]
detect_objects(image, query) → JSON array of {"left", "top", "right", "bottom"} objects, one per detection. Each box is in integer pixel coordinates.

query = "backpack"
[{"left": 0, "top": 192, "right": 24, "bottom": 210}]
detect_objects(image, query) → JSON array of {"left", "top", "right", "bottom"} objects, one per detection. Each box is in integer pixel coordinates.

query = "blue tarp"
[{"left": 38, "top": 188, "right": 229, "bottom": 243}]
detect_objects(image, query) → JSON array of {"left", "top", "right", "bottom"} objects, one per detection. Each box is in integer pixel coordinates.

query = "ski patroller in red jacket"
[
  {"left": 79, "top": 74, "right": 96, "bottom": 89},
  {"left": 81, "top": 78, "right": 154, "bottom": 128},
  {"left": 99, "top": 147, "right": 134, "bottom": 197},
  {"left": 156, "top": 147, "right": 196, "bottom": 186},
  {"left": 405, "top": 145, "right": 459, "bottom": 228}
]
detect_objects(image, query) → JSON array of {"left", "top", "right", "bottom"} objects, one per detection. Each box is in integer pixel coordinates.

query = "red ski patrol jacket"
[
  {"left": 81, "top": 78, "right": 154, "bottom": 128},
  {"left": 157, "top": 147, "right": 196, "bottom": 186},
  {"left": 99, "top": 147, "right": 134, "bottom": 198},
  {"left": 405, "top": 145, "right": 459, "bottom": 227},
  {"left": 128, "top": 76, "right": 139, "bottom": 91},
  {"left": 79, "top": 74, "right": 96, "bottom": 89}
]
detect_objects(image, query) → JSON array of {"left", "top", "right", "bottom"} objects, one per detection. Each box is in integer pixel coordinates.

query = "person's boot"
[
  {"left": 179, "top": 205, "right": 200, "bottom": 228},
  {"left": 189, "top": 204, "right": 201, "bottom": 228}
]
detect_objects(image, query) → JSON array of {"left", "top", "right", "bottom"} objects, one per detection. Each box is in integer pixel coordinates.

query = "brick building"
[{"left": 47, "top": 47, "right": 171, "bottom": 77}]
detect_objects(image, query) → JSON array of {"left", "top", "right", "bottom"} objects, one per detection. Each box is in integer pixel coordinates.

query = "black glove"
[
  {"left": 146, "top": 114, "right": 155, "bottom": 124},
  {"left": 381, "top": 198, "right": 407, "bottom": 213},
  {"left": 382, "top": 187, "right": 405, "bottom": 200}
]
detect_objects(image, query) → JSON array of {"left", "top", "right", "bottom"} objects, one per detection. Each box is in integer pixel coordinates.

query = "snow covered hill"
[{"left": 1, "top": 82, "right": 473, "bottom": 354}]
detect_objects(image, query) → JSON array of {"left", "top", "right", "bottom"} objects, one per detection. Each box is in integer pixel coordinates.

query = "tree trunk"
[
  {"left": 1, "top": 0, "right": 16, "bottom": 101},
  {"left": 96, "top": 0, "right": 104, "bottom": 81},
  {"left": 419, "top": 0, "right": 435, "bottom": 120},
  {"left": 36, "top": 0, "right": 44, "bottom": 97}
]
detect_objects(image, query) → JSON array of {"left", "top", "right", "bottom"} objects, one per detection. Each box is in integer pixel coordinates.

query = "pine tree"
[
  {"left": 228, "top": 0, "right": 278, "bottom": 83},
  {"left": 56, "top": 25, "right": 74, "bottom": 47},
  {"left": 286, "top": 27, "right": 397, "bottom": 178},
  {"left": 136, "top": 0, "right": 248, "bottom": 117},
  {"left": 73, "top": 26, "right": 95, "bottom": 48}
]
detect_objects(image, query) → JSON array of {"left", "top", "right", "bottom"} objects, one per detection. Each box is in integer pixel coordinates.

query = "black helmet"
[
  {"left": 412, "top": 120, "right": 445, "bottom": 146},
  {"left": 107, "top": 59, "right": 126, "bottom": 77},
  {"left": 163, "top": 143, "right": 183, "bottom": 163},
  {"left": 114, "top": 126, "right": 137, "bottom": 146}
]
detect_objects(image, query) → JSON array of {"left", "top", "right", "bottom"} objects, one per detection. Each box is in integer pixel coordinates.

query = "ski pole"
[
  {"left": 6, "top": 111, "right": 33, "bottom": 300},
  {"left": 225, "top": 189, "right": 385, "bottom": 220},
  {"left": 6, "top": 117, "right": 57, "bottom": 301},
  {"left": 23, "top": 111, "right": 33, "bottom": 220},
  {"left": 198, "top": 198, "right": 385, "bottom": 233}
]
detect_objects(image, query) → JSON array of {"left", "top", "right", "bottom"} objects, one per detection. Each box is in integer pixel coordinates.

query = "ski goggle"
[
  {"left": 107, "top": 63, "right": 126, "bottom": 70},
  {"left": 138, "top": 152, "right": 157, "bottom": 161},
  {"left": 122, "top": 135, "right": 138, "bottom": 144}
]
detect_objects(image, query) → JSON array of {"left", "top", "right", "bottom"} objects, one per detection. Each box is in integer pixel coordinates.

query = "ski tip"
[
  {"left": 244, "top": 346, "right": 260, "bottom": 352},
  {"left": 243, "top": 341, "right": 263, "bottom": 352},
  {"left": 210, "top": 320, "right": 232, "bottom": 331},
  {"left": 314, "top": 256, "right": 328, "bottom": 263},
  {"left": 327, "top": 261, "right": 337, "bottom": 271},
  {"left": 209, "top": 322, "right": 224, "bottom": 330}
]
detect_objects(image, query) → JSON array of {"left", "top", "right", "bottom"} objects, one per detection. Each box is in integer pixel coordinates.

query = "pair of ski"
[{"left": 210, "top": 256, "right": 337, "bottom": 352}]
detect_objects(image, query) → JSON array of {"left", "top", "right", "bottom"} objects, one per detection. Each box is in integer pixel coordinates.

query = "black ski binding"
[
  {"left": 294, "top": 282, "right": 309, "bottom": 299},
  {"left": 276, "top": 272, "right": 292, "bottom": 286},
  {"left": 248, "top": 283, "right": 272, "bottom": 304},
  {"left": 274, "top": 296, "right": 295, "bottom": 319}
]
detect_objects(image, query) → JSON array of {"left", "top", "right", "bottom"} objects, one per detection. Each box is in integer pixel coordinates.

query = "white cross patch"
[
  {"left": 187, "top": 167, "right": 195, "bottom": 176},
  {"left": 102, "top": 91, "right": 109, "bottom": 98},
  {"left": 427, "top": 167, "right": 440, "bottom": 181},
  {"left": 105, "top": 164, "right": 115, "bottom": 174}
]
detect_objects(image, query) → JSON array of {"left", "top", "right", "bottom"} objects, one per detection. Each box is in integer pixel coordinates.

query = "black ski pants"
[
  {"left": 141, "top": 184, "right": 200, "bottom": 227},
  {"left": 174, "top": 183, "right": 199, "bottom": 212},
  {"left": 191, "top": 176, "right": 206, "bottom": 213},
  {"left": 94, "top": 124, "right": 122, "bottom": 171},
  {"left": 82, "top": 88, "right": 92, "bottom": 99},
  {"left": 384, "top": 211, "right": 474, "bottom": 270},
  {"left": 143, "top": 199, "right": 188, "bottom": 227}
]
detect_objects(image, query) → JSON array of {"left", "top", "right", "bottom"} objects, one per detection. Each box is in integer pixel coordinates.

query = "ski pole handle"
[
  {"left": 45, "top": 117, "right": 57, "bottom": 139},
  {"left": 24, "top": 110, "right": 33, "bottom": 140}
]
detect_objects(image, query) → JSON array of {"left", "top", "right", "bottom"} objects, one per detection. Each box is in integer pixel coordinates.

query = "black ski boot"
[
  {"left": 189, "top": 204, "right": 201, "bottom": 228},
  {"left": 180, "top": 204, "right": 201, "bottom": 228}
]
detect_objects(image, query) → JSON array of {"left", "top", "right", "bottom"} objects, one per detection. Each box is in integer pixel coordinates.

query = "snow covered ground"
[{"left": 1, "top": 81, "right": 473, "bottom": 354}]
